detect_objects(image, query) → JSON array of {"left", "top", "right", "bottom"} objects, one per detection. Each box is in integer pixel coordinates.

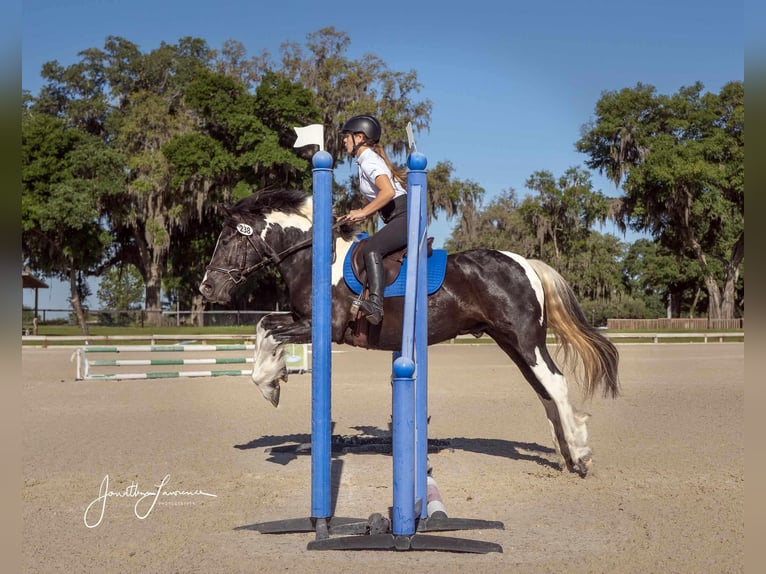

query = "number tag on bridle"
[{"left": 236, "top": 223, "right": 254, "bottom": 236}]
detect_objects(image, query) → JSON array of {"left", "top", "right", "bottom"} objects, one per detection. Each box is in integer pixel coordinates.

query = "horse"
[{"left": 199, "top": 188, "right": 620, "bottom": 477}]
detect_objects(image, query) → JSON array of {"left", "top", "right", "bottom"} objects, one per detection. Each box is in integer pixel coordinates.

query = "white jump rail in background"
[
  {"left": 24, "top": 334, "right": 262, "bottom": 347},
  {"left": 69, "top": 341, "right": 309, "bottom": 381}
]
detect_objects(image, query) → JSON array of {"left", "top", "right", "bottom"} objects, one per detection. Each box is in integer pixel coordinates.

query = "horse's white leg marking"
[
  {"left": 250, "top": 319, "right": 287, "bottom": 407},
  {"left": 499, "top": 251, "right": 544, "bottom": 326},
  {"left": 530, "top": 347, "right": 592, "bottom": 469}
]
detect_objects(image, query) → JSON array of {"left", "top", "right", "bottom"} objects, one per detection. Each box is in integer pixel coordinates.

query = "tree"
[
  {"left": 566, "top": 232, "right": 624, "bottom": 301},
  {"left": 427, "top": 161, "right": 486, "bottom": 242},
  {"left": 576, "top": 81, "right": 744, "bottom": 319},
  {"left": 97, "top": 264, "right": 145, "bottom": 325},
  {"left": 31, "top": 36, "right": 220, "bottom": 325},
  {"left": 24, "top": 30, "right": 437, "bottom": 321},
  {"left": 446, "top": 188, "right": 531, "bottom": 254},
  {"left": 622, "top": 239, "right": 706, "bottom": 318},
  {"left": 29, "top": 36, "right": 320, "bottom": 324},
  {"left": 162, "top": 67, "right": 320, "bottom": 313},
  {"left": 97, "top": 264, "right": 144, "bottom": 309},
  {"left": 22, "top": 107, "right": 122, "bottom": 334},
  {"left": 173, "top": 68, "right": 318, "bottom": 195},
  {"left": 519, "top": 167, "right": 611, "bottom": 270},
  {"left": 444, "top": 170, "right": 626, "bottom": 323},
  {"left": 265, "top": 27, "right": 432, "bottom": 171}
]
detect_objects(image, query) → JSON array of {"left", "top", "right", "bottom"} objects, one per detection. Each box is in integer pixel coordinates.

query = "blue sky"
[{"left": 22, "top": 0, "right": 744, "bottom": 309}]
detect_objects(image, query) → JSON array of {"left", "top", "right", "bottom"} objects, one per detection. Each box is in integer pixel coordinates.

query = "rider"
[{"left": 340, "top": 114, "right": 408, "bottom": 325}]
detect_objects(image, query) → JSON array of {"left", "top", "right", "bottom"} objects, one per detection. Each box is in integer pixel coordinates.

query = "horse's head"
[{"left": 199, "top": 189, "right": 313, "bottom": 304}]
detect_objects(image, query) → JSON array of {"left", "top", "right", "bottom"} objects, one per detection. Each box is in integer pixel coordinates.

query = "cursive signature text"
[{"left": 84, "top": 474, "right": 217, "bottom": 528}]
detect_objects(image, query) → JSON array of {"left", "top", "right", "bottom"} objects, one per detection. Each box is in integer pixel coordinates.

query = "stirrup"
[
  {"left": 348, "top": 295, "right": 364, "bottom": 315},
  {"left": 358, "top": 298, "right": 383, "bottom": 325}
]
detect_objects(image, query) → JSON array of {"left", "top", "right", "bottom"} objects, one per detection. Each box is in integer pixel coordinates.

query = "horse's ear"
[{"left": 221, "top": 204, "right": 233, "bottom": 217}]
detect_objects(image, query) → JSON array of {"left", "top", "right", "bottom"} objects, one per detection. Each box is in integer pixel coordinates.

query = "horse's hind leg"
[{"left": 489, "top": 330, "right": 593, "bottom": 476}]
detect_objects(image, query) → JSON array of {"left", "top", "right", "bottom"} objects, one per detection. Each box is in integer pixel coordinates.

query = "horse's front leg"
[
  {"left": 250, "top": 313, "right": 311, "bottom": 407},
  {"left": 270, "top": 319, "right": 312, "bottom": 344}
]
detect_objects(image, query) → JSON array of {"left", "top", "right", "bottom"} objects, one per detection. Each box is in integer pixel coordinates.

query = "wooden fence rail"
[{"left": 606, "top": 318, "right": 743, "bottom": 330}]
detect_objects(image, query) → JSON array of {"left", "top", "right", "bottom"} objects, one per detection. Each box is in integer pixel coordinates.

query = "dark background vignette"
[
  {"left": 744, "top": 35, "right": 762, "bottom": 574},
  {"left": 1, "top": 2, "right": 22, "bottom": 570}
]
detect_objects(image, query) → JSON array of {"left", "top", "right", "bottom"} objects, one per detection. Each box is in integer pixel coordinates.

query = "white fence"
[{"left": 22, "top": 331, "right": 744, "bottom": 349}]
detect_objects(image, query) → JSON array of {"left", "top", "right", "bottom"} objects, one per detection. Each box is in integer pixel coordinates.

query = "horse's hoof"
[
  {"left": 367, "top": 513, "right": 390, "bottom": 535},
  {"left": 574, "top": 455, "right": 593, "bottom": 478},
  {"left": 255, "top": 380, "right": 281, "bottom": 408},
  {"left": 268, "top": 387, "right": 280, "bottom": 408}
]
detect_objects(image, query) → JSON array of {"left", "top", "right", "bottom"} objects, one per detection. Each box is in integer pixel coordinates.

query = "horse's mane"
[
  {"left": 229, "top": 188, "right": 359, "bottom": 241},
  {"left": 231, "top": 188, "right": 310, "bottom": 218}
]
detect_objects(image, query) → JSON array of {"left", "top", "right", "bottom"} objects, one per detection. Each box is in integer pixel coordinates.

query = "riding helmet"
[{"left": 341, "top": 114, "right": 382, "bottom": 143}]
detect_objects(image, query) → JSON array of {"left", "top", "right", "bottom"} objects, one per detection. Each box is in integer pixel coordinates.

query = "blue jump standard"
[{"left": 237, "top": 150, "right": 503, "bottom": 554}]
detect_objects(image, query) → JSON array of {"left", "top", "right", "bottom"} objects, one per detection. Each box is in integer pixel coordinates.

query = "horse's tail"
[{"left": 527, "top": 259, "right": 620, "bottom": 399}]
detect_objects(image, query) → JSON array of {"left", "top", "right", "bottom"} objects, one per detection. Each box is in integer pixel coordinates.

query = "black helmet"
[{"left": 341, "top": 114, "right": 382, "bottom": 143}]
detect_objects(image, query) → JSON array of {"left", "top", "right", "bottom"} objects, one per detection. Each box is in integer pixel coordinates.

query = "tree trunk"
[
  {"left": 191, "top": 293, "right": 206, "bottom": 327},
  {"left": 721, "top": 275, "right": 739, "bottom": 319},
  {"left": 689, "top": 288, "right": 701, "bottom": 319},
  {"left": 666, "top": 294, "right": 672, "bottom": 319},
  {"left": 669, "top": 290, "right": 682, "bottom": 318},
  {"left": 694, "top": 232, "right": 742, "bottom": 321},
  {"left": 719, "top": 234, "right": 744, "bottom": 320},
  {"left": 704, "top": 276, "right": 723, "bottom": 320},
  {"left": 144, "top": 260, "right": 164, "bottom": 327},
  {"left": 69, "top": 267, "right": 90, "bottom": 339}
]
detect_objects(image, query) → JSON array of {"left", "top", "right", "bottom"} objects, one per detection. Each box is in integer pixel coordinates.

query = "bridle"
[{"left": 205, "top": 215, "right": 344, "bottom": 286}]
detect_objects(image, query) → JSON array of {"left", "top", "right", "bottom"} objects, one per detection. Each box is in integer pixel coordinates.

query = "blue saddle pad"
[{"left": 342, "top": 237, "right": 448, "bottom": 298}]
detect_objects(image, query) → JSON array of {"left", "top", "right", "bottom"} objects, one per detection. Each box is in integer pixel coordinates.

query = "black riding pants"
[{"left": 360, "top": 195, "right": 408, "bottom": 259}]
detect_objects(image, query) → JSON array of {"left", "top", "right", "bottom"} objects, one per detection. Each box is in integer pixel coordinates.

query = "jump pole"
[
  {"left": 243, "top": 133, "right": 502, "bottom": 553},
  {"left": 307, "top": 151, "right": 503, "bottom": 553},
  {"left": 392, "top": 150, "right": 429, "bottom": 536},
  {"left": 384, "top": 153, "right": 503, "bottom": 552},
  {"left": 310, "top": 149, "right": 333, "bottom": 524},
  {"left": 241, "top": 145, "right": 371, "bottom": 541}
]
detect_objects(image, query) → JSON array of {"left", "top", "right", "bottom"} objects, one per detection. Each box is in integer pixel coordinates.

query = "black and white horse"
[{"left": 199, "top": 188, "right": 619, "bottom": 476}]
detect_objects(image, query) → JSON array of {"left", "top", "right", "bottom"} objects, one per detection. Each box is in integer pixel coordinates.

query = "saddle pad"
[{"left": 342, "top": 240, "right": 448, "bottom": 297}]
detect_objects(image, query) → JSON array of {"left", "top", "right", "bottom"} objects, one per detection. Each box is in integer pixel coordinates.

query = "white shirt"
[{"left": 356, "top": 148, "right": 407, "bottom": 203}]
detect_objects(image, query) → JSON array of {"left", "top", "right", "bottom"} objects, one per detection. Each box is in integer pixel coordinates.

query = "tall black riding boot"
[{"left": 359, "top": 251, "right": 384, "bottom": 325}]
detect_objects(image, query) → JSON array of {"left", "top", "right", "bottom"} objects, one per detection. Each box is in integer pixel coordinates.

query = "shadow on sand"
[{"left": 234, "top": 423, "right": 559, "bottom": 470}]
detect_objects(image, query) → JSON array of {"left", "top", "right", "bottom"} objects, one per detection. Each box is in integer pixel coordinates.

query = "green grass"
[
  {"left": 27, "top": 325, "right": 258, "bottom": 336},
  {"left": 21, "top": 325, "right": 261, "bottom": 346}
]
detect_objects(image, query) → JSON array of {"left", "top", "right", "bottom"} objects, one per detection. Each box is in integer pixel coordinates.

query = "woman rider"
[{"left": 340, "top": 114, "right": 408, "bottom": 325}]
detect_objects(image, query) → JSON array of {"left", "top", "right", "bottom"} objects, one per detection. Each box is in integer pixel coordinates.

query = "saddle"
[
  {"left": 343, "top": 237, "right": 447, "bottom": 349},
  {"left": 345, "top": 236, "right": 435, "bottom": 349},
  {"left": 349, "top": 236, "right": 434, "bottom": 289}
]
